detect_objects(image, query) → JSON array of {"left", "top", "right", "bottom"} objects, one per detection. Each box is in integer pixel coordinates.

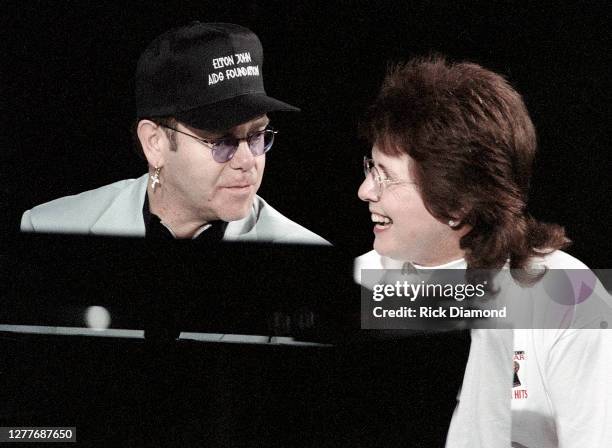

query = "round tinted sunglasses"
[{"left": 160, "top": 124, "right": 277, "bottom": 163}]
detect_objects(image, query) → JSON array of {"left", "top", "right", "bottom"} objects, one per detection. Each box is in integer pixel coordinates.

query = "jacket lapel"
[
  {"left": 90, "top": 174, "right": 148, "bottom": 236},
  {"left": 223, "top": 197, "right": 261, "bottom": 241}
]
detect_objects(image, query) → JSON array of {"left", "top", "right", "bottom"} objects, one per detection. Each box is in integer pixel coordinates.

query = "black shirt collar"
[{"left": 142, "top": 192, "right": 227, "bottom": 241}]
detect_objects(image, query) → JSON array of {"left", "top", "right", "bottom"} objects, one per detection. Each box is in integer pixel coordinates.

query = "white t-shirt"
[{"left": 355, "top": 250, "right": 612, "bottom": 447}]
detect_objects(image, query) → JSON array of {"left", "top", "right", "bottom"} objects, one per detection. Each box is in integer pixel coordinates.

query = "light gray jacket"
[{"left": 21, "top": 174, "right": 329, "bottom": 245}]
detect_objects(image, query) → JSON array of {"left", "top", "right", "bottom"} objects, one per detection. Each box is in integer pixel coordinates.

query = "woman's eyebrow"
[{"left": 376, "top": 163, "right": 393, "bottom": 177}]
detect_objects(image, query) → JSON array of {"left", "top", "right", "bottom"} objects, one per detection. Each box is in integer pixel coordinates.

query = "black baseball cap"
[{"left": 135, "top": 22, "right": 299, "bottom": 130}]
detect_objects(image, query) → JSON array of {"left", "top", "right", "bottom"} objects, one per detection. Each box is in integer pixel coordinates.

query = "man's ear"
[{"left": 137, "top": 119, "right": 169, "bottom": 168}]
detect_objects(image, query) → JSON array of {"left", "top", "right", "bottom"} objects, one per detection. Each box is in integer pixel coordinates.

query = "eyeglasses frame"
[
  {"left": 363, "top": 156, "right": 417, "bottom": 197},
  {"left": 159, "top": 124, "right": 278, "bottom": 162}
]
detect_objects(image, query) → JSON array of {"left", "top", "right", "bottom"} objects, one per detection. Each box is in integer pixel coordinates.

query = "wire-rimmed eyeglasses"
[
  {"left": 363, "top": 156, "right": 416, "bottom": 198},
  {"left": 160, "top": 124, "right": 277, "bottom": 163}
]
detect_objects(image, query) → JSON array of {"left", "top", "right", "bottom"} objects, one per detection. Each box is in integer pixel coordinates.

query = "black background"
[
  {"left": 5, "top": 1, "right": 611, "bottom": 266},
  {"left": 2, "top": 2, "right": 610, "bottom": 445}
]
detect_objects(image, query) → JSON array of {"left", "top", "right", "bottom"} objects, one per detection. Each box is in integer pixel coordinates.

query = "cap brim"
[{"left": 175, "top": 93, "right": 299, "bottom": 131}]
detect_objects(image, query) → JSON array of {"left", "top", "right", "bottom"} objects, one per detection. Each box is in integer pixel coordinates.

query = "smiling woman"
[
  {"left": 358, "top": 56, "right": 568, "bottom": 273},
  {"left": 359, "top": 149, "right": 466, "bottom": 266},
  {"left": 354, "top": 55, "right": 612, "bottom": 448}
]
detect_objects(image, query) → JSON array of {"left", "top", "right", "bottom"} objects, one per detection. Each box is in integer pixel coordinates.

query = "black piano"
[{"left": 1, "top": 234, "right": 470, "bottom": 447}]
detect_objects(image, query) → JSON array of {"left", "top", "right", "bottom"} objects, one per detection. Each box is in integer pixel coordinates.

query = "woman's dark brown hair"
[{"left": 362, "top": 56, "right": 569, "bottom": 281}]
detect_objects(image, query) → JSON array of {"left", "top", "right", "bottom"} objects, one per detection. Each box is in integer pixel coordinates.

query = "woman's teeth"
[{"left": 371, "top": 213, "right": 393, "bottom": 226}]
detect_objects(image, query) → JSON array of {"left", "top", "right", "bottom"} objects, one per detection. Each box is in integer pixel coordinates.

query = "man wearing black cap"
[{"left": 21, "top": 22, "right": 328, "bottom": 244}]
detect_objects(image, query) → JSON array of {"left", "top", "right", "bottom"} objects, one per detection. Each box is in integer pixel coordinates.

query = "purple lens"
[
  {"left": 211, "top": 130, "right": 274, "bottom": 162},
  {"left": 249, "top": 131, "right": 266, "bottom": 156},
  {"left": 262, "top": 130, "right": 274, "bottom": 152},
  {"left": 212, "top": 142, "right": 236, "bottom": 163}
]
